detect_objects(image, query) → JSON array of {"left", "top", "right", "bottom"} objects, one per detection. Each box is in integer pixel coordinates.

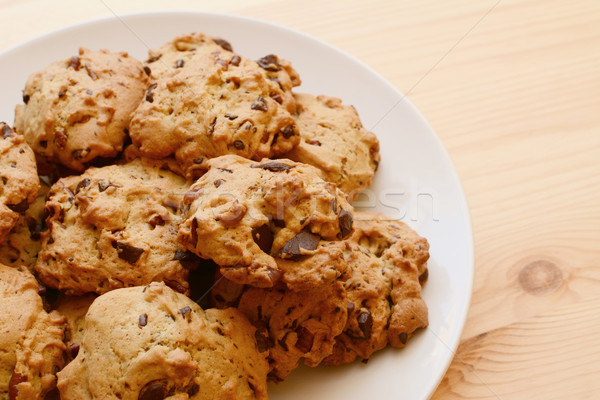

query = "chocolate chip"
[
  {"left": 143, "top": 66, "right": 152, "bottom": 76},
  {"left": 191, "top": 218, "right": 198, "bottom": 248},
  {"left": 215, "top": 59, "right": 228, "bottom": 69},
  {"left": 251, "top": 161, "right": 293, "bottom": 172},
  {"left": 213, "top": 179, "right": 224, "bottom": 188},
  {"left": 72, "top": 149, "right": 85, "bottom": 160},
  {"left": 357, "top": 310, "right": 373, "bottom": 339},
  {"left": 281, "top": 125, "right": 296, "bottom": 138},
  {"left": 399, "top": 332, "right": 408, "bottom": 345},
  {"left": 257, "top": 54, "right": 281, "bottom": 71},
  {"left": 164, "top": 279, "right": 187, "bottom": 294},
  {"left": 162, "top": 199, "right": 180, "bottom": 212},
  {"left": 179, "top": 306, "right": 192, "bottom": 320},
  {"left": 347, "top": 301, "right": 355, "bottom": 314},
  {"left": 84, "top": 63, "right": 98, "bottom": 80},
  {"left": 146, "top": 54, "right": 162, "bottom": 63},
  {"left": 113, "top": 242, "right": 144, "bottom": 264},
  {"left": 338, "top": 209, "right": 353, "bottom": 238},
  {"left": 213, "top": 38, "right": 233, "bottom": 52},
  {"left": 250, "top": 96, "right": 268, "bottom": 111},
  {"left": 38, "top": 282, "right": 47, "bottom": 296},
  {"left": 255, "top": 328, "right": 273, "bottom": 353},
  {"left": 230, "top": 54, "right": 241, "bottom": 66},
  {"left": 75, "top": 178, "right": 90, "bottom": 194},
  {"left": 148, "top": 215, "right": 165, "bottom": 228},
  {"left": 224, "top": 113, "right": 238, "bottom": 120},
  {"left": 22, "top": 94, "right": 30, "bottom": 104},
  {"left": 419, "top": 268, "right": 429, "bottom": 284},
  {"left": 69, "top": 343, "right": 80, "bottom": 358},
  {"left": 7, "top": 199, "right": 29, "bottom": 213},
  {"left": 58, "top": 88, "right": 67, "bottom": 98},
  {"left": 86, "top": 90, "right": 93, "bottom": 95},
  {"left": 173, "top": 249, "right": 201, "bottom": 270},
  {"left": 138, "top": 313, "right": 148, "bottom": 328},
  {"left": 97, "top": 180, "right": 112, "bottom": 192},
  {"left": 175, "top": 59, "right": 185, "bottom": 68},
  {"left": 252, "top": 225, "right": 273, "bottom": 254},
  {"left": 145, "top": 84, "right": 157, "bottom": 103},
  {"left": 294, "top": 326, "right": 314, "bottom": 353},
  {"left": 68, "top": 56, "right": 80, "bottom": 69},
  {"left": 2, "top": 124, "right": 13, "bottom": 138},
  {"left": 269, "top": 91, "right": 283, "bottom": 104},
  {"left": 138, "top": 381, "right": 166, "bottom": 400},
  {"left": 280, "top": 231, "right": 320, "bottom": 256},
  {"left": 39, "top": 140, "right": 47, "bottom": 148},
  {"left": 233, "top": 140, "right": 245, "bottom": 150},
  {"left": 308, "top": 139, "right": 321, "bottom": 146}
]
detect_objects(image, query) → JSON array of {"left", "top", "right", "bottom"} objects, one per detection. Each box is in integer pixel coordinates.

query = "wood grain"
[{"left": 1, "top": 0, "right": 599, "bottom": 398}]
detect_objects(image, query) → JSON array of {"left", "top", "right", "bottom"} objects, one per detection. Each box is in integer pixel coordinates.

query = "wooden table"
[{"left": 1, "top": 1, "right": 598, "bottom": 398}]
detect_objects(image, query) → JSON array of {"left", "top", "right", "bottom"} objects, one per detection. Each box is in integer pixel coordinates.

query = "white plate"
[{"left": 0, "top": 11, "right": 474, "bottom": 400}]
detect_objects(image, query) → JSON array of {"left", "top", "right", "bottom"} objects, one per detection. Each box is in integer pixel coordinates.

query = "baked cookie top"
[
  {"left": 14, "top": 48, "right": 148, "bottom": 171},
  {"left": 0, "top": 263, "right": 66, "bottom": 399},
  {"left": 178, "top": 155, "right": 354, "bottom": 290},
  {"left": 129, "top": 34, "right": 301, "bottom": 179},
  {"left": 324, "top": 212, "right": 429, "bottom": 365},
  {"left": 213, "top": 275, "right": 347, "bottom": 381},
  {"left": 57, "top": 282, "right": 269, "bottom": 400},
  {"left": 0, "top": 123, "right": 40, "bottom": 245},
  {"left": 0, "top": 180, "right": 49, "bottom": 271},
  {"left": 283, "top": 93, "right": 380, "bottom": 199},
  {"left": 35, "top": 158, "right": 195, "bottom": 295}
]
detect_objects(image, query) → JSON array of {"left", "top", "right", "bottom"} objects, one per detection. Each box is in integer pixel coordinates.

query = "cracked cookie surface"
[
  {"left": 57, "top": 282, "right": 269, "bottom": 400},
  {"left": 178, "top": 155, "right": 354, "bottom": 290},
  {"left": 130, "top": 34, "right": 301, "bottom": 179},
  {"left": 35, "top": 158, "right": 195, "bottom": 295},
  {"left": 0, "top": 263, "right": 66, "bottom": 400},
  {"left": 14, "top": 48, "right": 148, "bottom": 171},
  {"left": 0, "top": 123, "right": 40, "bottom": 245}
]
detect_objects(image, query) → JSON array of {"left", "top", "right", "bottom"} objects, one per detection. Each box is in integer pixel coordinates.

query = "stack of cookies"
[{"left": 0, "top": 33, "right": 429, "bottom": 399}]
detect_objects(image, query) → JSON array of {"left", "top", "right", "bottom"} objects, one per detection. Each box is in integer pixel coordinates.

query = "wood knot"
[{"left": 518, "top": 259, "right": 562, "bottom": 295}]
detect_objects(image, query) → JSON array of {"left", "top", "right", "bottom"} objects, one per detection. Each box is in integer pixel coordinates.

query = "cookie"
[
  {"left": 323, "top": 212, "right": 429, "bottom": 365},
  {"left": 283, "top": 93, "right": 380, "bottom": 199},
  {"left": 129, "top": 35, "right": 301, "bottom": 179},
  {"left": 0, "top": 263, "right": 66, "bottom": 399},
  {"left": 0, "top": 123, "right": 40, "bottom": 245},
  {"left": 35, "top": 158, "right": 197, "bottom": 295},
  {"left": 52, "top": 294, "right": 96, "bottom": 364},
  {"left": 213, "top": 275, "right": 347, "bottom": 381},
  {"left": 14, "top": 48, "right": 149, "bottom": 171},
  {"left": 178, "top": 155, "right": 354, "bottom": 290},
  {"left": 57, "top": 282, "right": 269, "bottom": 400},
  {"left": 0, "top": 181, "right": 49, "bottom": 271}
]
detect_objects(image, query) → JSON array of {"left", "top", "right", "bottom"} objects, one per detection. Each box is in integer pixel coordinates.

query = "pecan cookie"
[
  {"left": 14, "top": 48, "right": 148, "bottom": 171},
  {"left": 0, "top": 263, "right": 66, "bottom": 399},
  {"left": 35, "top": 158, "right": 196, "bottom": 295},
  {"left": 283, "top": 93, "right": 380, "bottom": 199},
  {"left": 178, "top": 155, "right": 354, "bottom": 290},
  {"left": 324, "top": 212, "right": 429, "bottom": 365},
  {"left": 0, "top": 123, "right": 40, "bottom": 245},
  {"left": 0, "top": 180, "right": 49, "bottom": 271},
  {"left": 57, "top": 282, "right": 269, "bottom": 400},
  {"left": 129, "top": 34, "right": 301, "bottom": 179},
  {"left": 213, "top": 275, "right": 347, "bottom": 381}
]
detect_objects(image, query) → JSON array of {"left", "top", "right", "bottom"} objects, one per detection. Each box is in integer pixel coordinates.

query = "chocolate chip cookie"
[
  {"left": 57, "top": 282, "right": 269, "bottom": 400},
  {"left": 14, "top": 48, "right": 149, "bottom": 171},
  {"left": 0, "top": 123, "right": 40, "bottom": 245},
  {"left": 324, "top": 212, "right": 429, "bottom": 365},
  {"left": 283, "top": 93, "right": 380, "bottom": 199},
  {"left": 35, "top": 158, "right": 196, "bottom": 295},
  {"left": 52, "top": 294, "right": 97, "bottom": 364},
  {"left": 178, "top": 155, "right": 354, "bottom": 290},
  {"left": 0, "top": 263, "right": 66, "bottom": 399},
  {"left": 129, "top": 35, "right": 301, "bottom": 179}
]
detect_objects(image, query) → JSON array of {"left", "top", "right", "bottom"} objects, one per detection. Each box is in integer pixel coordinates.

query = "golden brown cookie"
[
  {"left": 57, "top": 282, "right": 269, "bottom": 400},
  {"left": 0, "top": 263, "right": 66, "bottom": 399},
  {"left": 0, "top": 180, "right": 49, "bottom": 271},
  {"left": 35, "top": 158, "right": 196, "bottom": 295},
  {"left": 213, "top": 275, "right": 347, "bottom": 381},
  {"left": 129, "top": 34, "right": 301, "bottom": 179},
  {"left": 0, "top": 123, "right": 40, "bottom": 245},
  {"left": 14, "top": 48, "right": 149, "bottom": 171},
  {"left": 178, "top": 155, "right": 354, "bottom": 290},
  {"left": 324, "top": 212, "right": 429, "bottom": 365},
  {"left": 283, "top": 93, "right": 380, "bottom": 199},
  {"left": 52, "top": 294, "right": 96, "bottom": 364}
]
